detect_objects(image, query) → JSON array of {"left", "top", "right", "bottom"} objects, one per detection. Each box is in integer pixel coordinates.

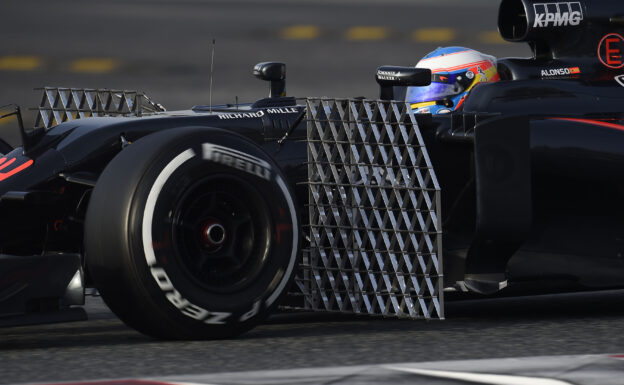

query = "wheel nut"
[{"left": 205, "top": 223, "right": 226, "bottom": 245}]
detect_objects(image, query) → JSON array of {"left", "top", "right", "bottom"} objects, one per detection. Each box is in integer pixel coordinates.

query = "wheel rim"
[{"left": 170, "top": 175, "right": 272, "bottom": 293}]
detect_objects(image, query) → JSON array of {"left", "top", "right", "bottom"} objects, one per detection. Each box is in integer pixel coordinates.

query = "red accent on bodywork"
[
  {"left": 550, "top": 118, "right": 624, "bottom": 132},
  {"left": 598, "top": 33, "right": 624, "bottom": 69},
  {"left": 0, "top": 159, "right": 33, "bottom": 181},
  {"left": 0, "top": 157, "right": 16, "bottom": 171}
]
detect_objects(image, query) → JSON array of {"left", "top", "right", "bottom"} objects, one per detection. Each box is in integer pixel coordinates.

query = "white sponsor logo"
[
  {"left": 615, "top": 75, "right": 624, "bottom": 87},
  {"left": 540, "top": 66, "right": 580, "bottom": 77},
  {"left": 377, "top": 70, "right": 400, "bottom": 81},
  {"left": 533, "top": 2, "right": 583, "bottom": 28},
  {"left": 541, "top": 68, "right": 570, "bottom": 76},
  {"left": 203, "top": 143, "right": 271, "bottom": 180},
  {"left": 218, "top": 110, "right": 265, "bottom": 120},
  {"left": 266, "top": 107, "right": 298, "bottom": 114}
]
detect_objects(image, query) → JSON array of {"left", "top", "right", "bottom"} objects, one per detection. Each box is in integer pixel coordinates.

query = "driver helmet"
[{"left": 407, "top": 47, "right": 499, "bottom": 114}]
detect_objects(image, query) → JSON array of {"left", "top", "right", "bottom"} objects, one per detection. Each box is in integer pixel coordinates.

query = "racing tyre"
[{"left": 85, "top": 127, "right": 299, "bottom": 339}]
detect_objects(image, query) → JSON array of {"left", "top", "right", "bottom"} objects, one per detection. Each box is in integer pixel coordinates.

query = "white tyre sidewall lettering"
[{"left": 141, "top": 143, "right": 298, "bottom": 325}]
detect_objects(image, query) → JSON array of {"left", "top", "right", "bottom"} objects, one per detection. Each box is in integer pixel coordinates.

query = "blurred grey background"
[{"left": 0, "top": 0, "right": 531, "bottom": 146}]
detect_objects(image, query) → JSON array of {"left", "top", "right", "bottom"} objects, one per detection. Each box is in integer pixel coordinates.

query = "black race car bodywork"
[{"left": 1, "top": 0, "right": 623, "bottom": 338}]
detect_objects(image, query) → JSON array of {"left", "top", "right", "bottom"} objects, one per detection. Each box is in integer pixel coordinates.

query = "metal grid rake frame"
[
  {"left": 294, "top": 97, "right": 443, "bottom": 320},
  {"left": 34, "top": 87, "right": 166, "bottom": 129}
]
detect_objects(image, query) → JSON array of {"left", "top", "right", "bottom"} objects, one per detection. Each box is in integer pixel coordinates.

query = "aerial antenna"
[{"left": 209, "top": 38, "right": 216, "bottom": 113}]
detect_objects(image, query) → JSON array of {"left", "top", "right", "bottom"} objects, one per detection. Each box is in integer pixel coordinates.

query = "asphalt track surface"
[
  {"left": 0, "top": 0, "right": 623, "bottom": 384},
  {"left": 1, "top": 290, "right": 624, "bottom": 384}
]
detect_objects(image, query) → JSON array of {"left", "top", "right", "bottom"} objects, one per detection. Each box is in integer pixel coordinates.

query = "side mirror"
[
  {"left": 375, "top": 66, "right": 432, "bottom": 100},
  {"left": 253, "top": 62, "right": 286, "bottom": 98}
]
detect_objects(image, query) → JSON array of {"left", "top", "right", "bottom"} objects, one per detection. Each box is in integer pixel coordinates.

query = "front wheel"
[{"left": 85, "top": 127, "right": 299, "bottom": 339}]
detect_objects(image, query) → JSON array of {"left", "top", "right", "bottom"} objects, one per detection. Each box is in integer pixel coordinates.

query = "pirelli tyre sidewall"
[{"left": 86, "top": 127, "right": 299, "bottom": 339}]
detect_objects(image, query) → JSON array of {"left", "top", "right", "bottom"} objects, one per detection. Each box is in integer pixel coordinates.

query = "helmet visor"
[{"left": 406, "top": 81, "right": 464, "bottom": 105}]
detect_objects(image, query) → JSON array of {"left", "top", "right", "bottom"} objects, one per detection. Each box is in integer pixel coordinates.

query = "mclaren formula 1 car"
[{"left": 1, "top": 0, "right": 624, "bottom": 339}]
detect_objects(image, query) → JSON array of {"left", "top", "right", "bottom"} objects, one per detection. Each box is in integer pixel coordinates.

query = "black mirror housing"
[
  {"left": 375, "top": 66, "right": 432, "bottom": 100},
  {"left": 253, "top": 62, "right": 286, "bottom": 98}
]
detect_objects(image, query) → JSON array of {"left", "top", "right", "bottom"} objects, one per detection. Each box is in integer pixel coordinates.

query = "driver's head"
[{"left": 407, "top": 47, "right": 499, "bottom": 114}]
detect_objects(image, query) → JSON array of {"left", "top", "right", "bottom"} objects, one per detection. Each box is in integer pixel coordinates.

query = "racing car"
[{"left": 1, "top": 0, "right": 624, "bottom": 339}]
